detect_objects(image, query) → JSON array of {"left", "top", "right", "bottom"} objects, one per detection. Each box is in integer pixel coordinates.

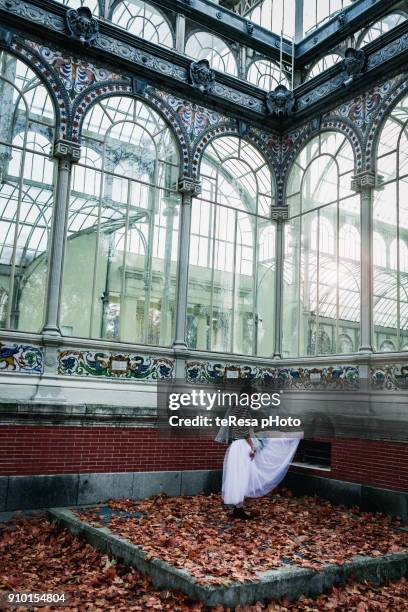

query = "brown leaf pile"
[
  {"left": 0, "top": 515, "right": 199, "bottom": 611},
  {"left": 77, "top": 492, "right": 408, "bottom": 585},
  {"left": 0, "top": 513, "right": 407, "bottom": 611}
]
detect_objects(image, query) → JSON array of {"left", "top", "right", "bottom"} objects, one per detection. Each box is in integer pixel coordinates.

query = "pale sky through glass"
[{"left": 247, "top": 0, "right": 353, "bottom": 39}]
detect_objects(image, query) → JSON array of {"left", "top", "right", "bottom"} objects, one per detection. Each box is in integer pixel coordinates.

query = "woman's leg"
[{"left": 222, "top": 440, "right": 251, "bottom": 506}]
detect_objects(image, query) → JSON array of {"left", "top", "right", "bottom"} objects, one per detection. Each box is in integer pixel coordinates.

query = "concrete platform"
[{"left": 48, "top": 507, "right": 408, "bottom": 608}]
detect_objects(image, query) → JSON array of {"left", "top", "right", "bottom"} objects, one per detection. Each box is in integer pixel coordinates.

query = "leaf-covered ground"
[
  {"left": 0, "top": 512, "right": 407, "bottom": 611},
  {"left": 77, "top": 491, "right": 408, "bottom": 585}
]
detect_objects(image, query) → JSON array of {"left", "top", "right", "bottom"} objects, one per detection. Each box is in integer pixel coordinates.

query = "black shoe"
[{"left": 232, "top": 507, "right": 251, "bottom": 520}]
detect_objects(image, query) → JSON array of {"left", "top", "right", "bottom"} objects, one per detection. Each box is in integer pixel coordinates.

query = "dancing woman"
[{"left": 216, "top": 383, "right": 302, "bottom": 520}]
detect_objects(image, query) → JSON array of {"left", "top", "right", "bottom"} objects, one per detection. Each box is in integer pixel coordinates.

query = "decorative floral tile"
[
  {"left": 58, "top": 350, "right": 174, "bottom": 380},
  {"left": 0, "top": 343, "right": 44, "bottom": 374}
]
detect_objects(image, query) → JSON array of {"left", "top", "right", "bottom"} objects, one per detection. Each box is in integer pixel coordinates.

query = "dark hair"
[{"left": 240, "top": 381, "right": 255, "bottom": 396}]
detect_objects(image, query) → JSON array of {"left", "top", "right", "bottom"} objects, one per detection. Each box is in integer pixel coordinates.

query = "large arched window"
[
  {"left": 187, "top": 137, "right": 275, "bottom": 356},
  {"left": 375, "top": 93, "right": 408, "bottom": 351},
  {"left": 60, "top": 97, "right": 180, "bottom": 346},
  {"left": 111, "top": 1, "right": 174, "bottom": 48},
  {"left": 185, "top": 33, "right": 238, "bottom": 77},
  {"left": 247, "top": 60, "right": 289, "bottom": 91},
  {"left": 283, "top": 132, "right": 360, "bottom": 357},
  {"left": 0, "top": 52, "right": 55, "bottom": 333}
]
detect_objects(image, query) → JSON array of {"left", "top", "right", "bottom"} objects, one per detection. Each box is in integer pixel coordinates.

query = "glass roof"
[
  {"left": 241, "top": 0, "right": 353, "bottom": 39},
  {"left": 303, "top": 0, "right": 353, "bottom": 37},
  {"left": 245, "top": 0, "right": 295, "bottom": 39},
  {"left": 58, "top": 0, "right": 100, "bottom": 14}
]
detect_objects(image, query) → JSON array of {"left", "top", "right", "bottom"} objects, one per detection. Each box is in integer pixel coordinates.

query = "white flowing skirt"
[{"left": 222, "top": 433, "right": 302, "bottom": 506}]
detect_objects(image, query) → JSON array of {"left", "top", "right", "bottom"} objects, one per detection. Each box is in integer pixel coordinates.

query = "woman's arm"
[{"left": 245, "top": 435, "right": 256, "bottom": 459}]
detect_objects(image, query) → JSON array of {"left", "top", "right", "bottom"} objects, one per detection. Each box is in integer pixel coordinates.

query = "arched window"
[
  {"left": 60, "top": 96, "right": 180, "bottom": 346},
  {"left": 338, "top": 333, "right": 354, "bottom": 353},
  {"left": 306, "top": 54, "right": 342, "bottom": 81},
  {"left": 358, "top": 13, "right": 407, "bottom": 47},
  {"left": 283, "top": 132, "right": 360, "bottom": 357},
  {"left": 247, "top": 60, "right": 289, "bottom": 91},
  {"left": 188, "top": 137, "right": 275, "bottom": 356},
  {"left": 185, "top": 33, "right": 238, "bottom": 77},
  {"left": 380, "top": 339, "right": 396, "bottom": 352},
  {"left": 375, "top": 92, "right": 408, "bottom": 351},
  {"left": 111, "top": 1, "right": 174, "bottom": 48},
  {"left": 58, "top": 0, "right": 100, "bottom": 14},
  {"left": 0, "top": 51, "right": 55, "bottom": 333}
]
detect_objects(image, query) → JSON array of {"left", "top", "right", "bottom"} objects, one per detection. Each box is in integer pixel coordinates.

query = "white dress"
[{"left": 222, "top": 432, "right": 303, "bottom": 506}]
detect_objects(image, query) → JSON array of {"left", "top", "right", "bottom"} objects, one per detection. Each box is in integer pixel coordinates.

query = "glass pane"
[
  {"left": 284, "top": 131, "right": 359, "bottom": 357},
  {"left": 301, "top": 211, "right": 318, "bottom": 356},
  {"left": 373, "top": 185, "right": 399, "bottom": 349},
  {"left": 359, "top": 13, "right": 407, "bottom": 47},
  {"left": 247, "top": 60, "right": 289, "bottom": 91},
  {"left": 187, "top": 136, "right": 274, "bottom": 356},
  {"left": 282, "top": 218, "right": 301, "bottom": 357},
  {"left": 306, "top": 54, "right": 342, "bottom": 80},
  {"left": 61, "top": 97, "right": 180, "bottom": 346},
  {"left": 185, "top": 31, "right": 238, "bottom": 76},
  {"left": 0, "top": 52, "right": 55, "bottom": 333},
  {"left": 246, "top": 0, "right": 295, "bottom": 39},
  {"left": 304, "top": 0, "right": 352, "bottom": 36},
  {"left": 111, "top": 1, "right": 174, "bottom": 48},
  {"left": 257, "top": 221, "right": 275, "bottom": 357},
  {"left": 302, "top": 155, "right": 338, "bottom": 212},
  {"left": 58, "top": 0, "right": 99, "bottom": 13}
]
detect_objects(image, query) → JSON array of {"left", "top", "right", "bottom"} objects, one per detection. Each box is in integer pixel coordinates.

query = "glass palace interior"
[{"left": 0, "top": 0, "right": 407, "bottom": 361}]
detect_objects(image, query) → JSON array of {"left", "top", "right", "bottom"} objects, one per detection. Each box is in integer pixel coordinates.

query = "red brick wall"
[
  {"left": 331, "top": 439, "right": 408, "bottom": 492},
  {"left": 0, "top": 426, "right": 225, "bottom": 476},
  {"left": 291, "top": 438, "right": 408, "bottom": 492},
  {"left": 0, "top": 426, "right": 407, "bottom": 492}
]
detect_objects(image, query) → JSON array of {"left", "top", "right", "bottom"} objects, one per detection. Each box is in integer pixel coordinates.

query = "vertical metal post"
[
  {"left": 351, "top": 171, "right": 382, "bottom": 354},
  {"left": 295, "top": 0, "right": 304, "bottom": 42},
  {"left": 272, "top": 207, "right": 289, "bottom": 358},
  {"left": 42, "top": 140, "right": 80, "bottom": 336},
  {"left": 175, "top": 13, "right": 186, "bottom": 53},
  {"left": 173, "top": 176, "right": 201, "bottom": 349}
]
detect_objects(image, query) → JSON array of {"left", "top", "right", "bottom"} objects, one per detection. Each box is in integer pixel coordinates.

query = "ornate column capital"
[
  {"left": 351, "top": 171, "right": 383, "bottom": 192},
  {"left": 178, "top": 176, "right": 202, "bottom": 198},
  {"left": 53, "top": 140, "right": 81, "bottom": 164},
  {"left": 271, "top": 206, "right": 289, "bottom": 223}
]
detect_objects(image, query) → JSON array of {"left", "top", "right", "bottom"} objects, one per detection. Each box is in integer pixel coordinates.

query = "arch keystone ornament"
[
  {"left": 66, "top": 6, "right": 99, "bottom": 47},
  {"left": 53, "top": 139, "right": 81, "bottom": 163},
  {"left": 178, "top": 176, "right": 202, "bottom": 197},
  {"left": 343, "top": 48, "right": 366, "bottom": 87},
  {"left": 266, "top": 85, "right": 295, "bottom": 118},
  {"left": 189, "top": 59, "right": 215, "bottom": 94},
  {"left": 271, "top": 206, "right": 289, "bottom": 223},
  {"left": 351, "top": 170, "right": 383, "bottom": 192}
]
